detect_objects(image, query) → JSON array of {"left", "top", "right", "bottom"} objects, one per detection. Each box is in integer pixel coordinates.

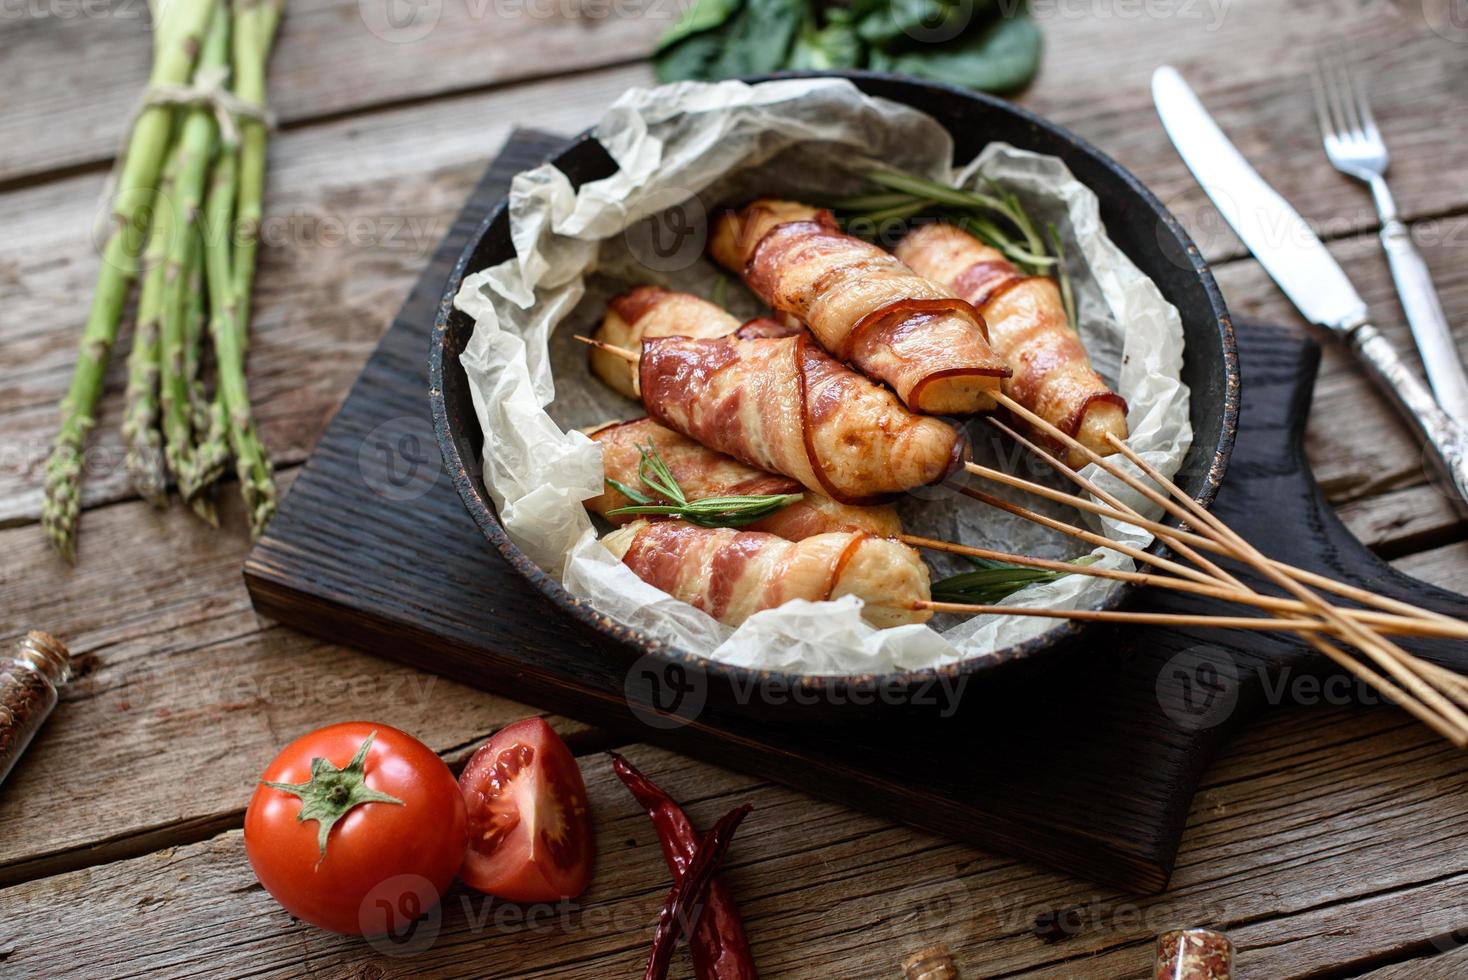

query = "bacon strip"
[
  {"left": 602, "top": 520, "right": 932, "bottom": 628},
  {"left": 894, "top": 222, "right": 1129, "bottom": 464},
  {"left": 709, "top": 199, "right": 1010, "bottom": 415},
  {"left": 584, "top": 417, "right": 903, "bottom": 539},
  {"left": 590, "top": 287, "right": 744, "bottom": 400},
  {"left": 638, "top": 327, "right": 967, "bottom": 505}
]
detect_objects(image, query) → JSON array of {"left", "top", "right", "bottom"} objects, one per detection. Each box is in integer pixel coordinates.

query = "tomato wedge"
[{"left": 458, "top": 717, "right": 595, "bottom": 901}]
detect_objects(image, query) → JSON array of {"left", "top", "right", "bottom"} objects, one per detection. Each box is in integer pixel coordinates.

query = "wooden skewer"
[
  {"left": 990, "top": 390, "right": 1468, "bottom": 740},
  {"left": 912, "top": 513, "right": 1468, "bottom": 641},
  {"left": 1303, "top": 636, "right": 1468, "bottom": 748},
  {"left": 1096, "top": 425, "right": 1468, "bottom": 723},
  {"left": 974, "top": 406, "right": 1467, "bottom": 640},
  {"left": 1414, "top": 658, "right": 1468, "bottom": 701},
  {"left": 979, "top": 415, "right": 1468, "bottom": 722},
  {"left": 955, "top": 483, "right": 1221, "bottom": 586},
  {"left": 983, "top": 417, "right": 1249, "bottom": 590},
  {"left": 929, "top": 584, "right": 1466, "bottom": 744},
  {"left": 914, "top": 601, "right": 1328, "bottom": 633},
  {"left": 970, "top": 415, "right": 1462, "bottom": 629},
  {"left": 577, "top": 335, "right": 637, "bottom": 361}
]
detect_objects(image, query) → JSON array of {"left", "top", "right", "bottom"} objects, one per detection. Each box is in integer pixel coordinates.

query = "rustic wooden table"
[{"left": 4, "top": 1, "right": 1468, "bottom": 976}]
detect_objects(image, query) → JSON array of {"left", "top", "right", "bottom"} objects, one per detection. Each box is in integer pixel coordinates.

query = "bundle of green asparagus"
[{"left": 43, "top": 0, "right": 284, "bottom": 562}]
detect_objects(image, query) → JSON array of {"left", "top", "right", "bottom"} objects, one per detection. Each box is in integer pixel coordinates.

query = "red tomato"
[
  {"left": 459, "top": 717, "right": 595, "bottom": 901},
  {"left": 245, "top": 722, "right": 467, "bottom": 935}
]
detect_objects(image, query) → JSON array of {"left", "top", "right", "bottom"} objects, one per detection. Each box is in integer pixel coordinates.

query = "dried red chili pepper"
[
  {"left": 612, "top": 754, "right": 759, "bottom": 980},
  {"left": 645, "top": 803, "right": 752, "bottom": 980}
]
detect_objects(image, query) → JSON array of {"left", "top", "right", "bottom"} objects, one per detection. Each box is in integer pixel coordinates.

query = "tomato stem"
[{"left": 262, "top": 731, "right": 405, "bottom": 857}]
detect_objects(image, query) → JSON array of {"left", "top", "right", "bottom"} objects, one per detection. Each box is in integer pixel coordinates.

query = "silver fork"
[{"left": 1312, "top": 52, "right": 1468, "bottom": 425}]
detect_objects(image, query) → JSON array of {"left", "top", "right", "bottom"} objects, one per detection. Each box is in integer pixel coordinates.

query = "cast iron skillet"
[{"left": 429, "top": 70, "right": 1239, "bottom": 706}]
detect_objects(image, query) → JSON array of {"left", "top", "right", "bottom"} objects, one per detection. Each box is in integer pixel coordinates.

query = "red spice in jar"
[
  {"left": 1155, "top": 928, "right": 1234, "bottom": 980},
  {"left": 0, "top": 631, "right": 72, "bottom": 787}
]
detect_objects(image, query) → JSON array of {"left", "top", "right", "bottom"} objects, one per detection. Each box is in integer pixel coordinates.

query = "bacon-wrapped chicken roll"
[
  {"left": 894, "top": 222, "right": 1129, "bottom": 464},
  {"left": 591, "top": 287, "right": 796, "bottom": 398},
  {"left": 602, "top": 520, "right": 932, "bottom": 628},
  {"left": 639, "top": 324, "right": 967, "bottom": 505},
  {"left": 709, "top": 199, "right": 1010, "bottom": 415},
  {"left": 584, "top": 417, "right": 903, "bottom": 539}
]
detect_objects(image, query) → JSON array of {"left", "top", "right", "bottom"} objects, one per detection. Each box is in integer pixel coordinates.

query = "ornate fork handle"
[
  {"left": 1379, "top": 217, "right": 1468, "bottom": 425},
  {"left": 1350, "top": 322, "right": 1468, "bottom": 509}
]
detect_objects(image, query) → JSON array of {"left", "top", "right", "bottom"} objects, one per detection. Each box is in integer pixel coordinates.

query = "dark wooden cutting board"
[{"left": 244, "top": 129, "right": 1468, "bottom": 893}]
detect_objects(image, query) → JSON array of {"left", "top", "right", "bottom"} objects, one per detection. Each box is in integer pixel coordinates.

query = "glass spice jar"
[
  {"left": 1155, "top": 927, "right": 1234, "bottom": 980},
  {"left": 902, "top": 944, "right": 959, "bottom": 980},
  {"left": 0, "top": 631, "right": 73, "bottom": 788}
]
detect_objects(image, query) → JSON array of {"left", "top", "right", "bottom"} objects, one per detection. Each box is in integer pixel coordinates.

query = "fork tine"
[
  {"left": 1328, "top": 53, "right": 1364, "bottom": 139},
  {"left": 1315, "top": 50, "right": 1349, "bottom": 140},
  {"left": 1346, "top": 60, "right": 1381, "bottom": 143},
  {"left": 1310, "top": 59, "right": 1336, "bottom": 142}
]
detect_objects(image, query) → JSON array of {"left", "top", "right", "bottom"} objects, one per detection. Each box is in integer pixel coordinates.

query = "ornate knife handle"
[{"left": 1350, "top": 322, "right": 1468, "bottom": 511}]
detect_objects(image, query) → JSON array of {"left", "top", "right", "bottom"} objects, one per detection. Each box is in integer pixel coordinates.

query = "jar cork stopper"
[
  {"left": 902, "top": 944, "right": 958, "bottom": 979},
  {"left": 16, "top": 631, "right": 71, "bottom": 683}
]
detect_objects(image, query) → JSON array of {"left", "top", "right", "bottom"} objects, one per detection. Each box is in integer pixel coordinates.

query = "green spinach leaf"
[
  {"left": 857, "top": 0, "right": 991, "bottom": 49},
  {"left": 707, "top": 0, "right": 806, "bottom": 78},
  {"left": 867, "top": 13, "right": 1041, "bottom": 93},
  {"left": 650, "top": 0, "right": 1040, "bottom": 95},
  {"left": 789, "top": 9, "right": 863, "bottom": 70},
  {"left": 653, "top": 33, "right": 727, "bottom": 83},
  {"left": 655, "top": 0, "right": 743, "bottom": 52}
]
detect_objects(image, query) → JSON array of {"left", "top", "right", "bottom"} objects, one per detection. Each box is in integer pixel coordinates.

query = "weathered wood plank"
[
  {"left": 1357, "top": 944, "right": 1468, "bottom": 978},
  {"left": 0, "top": 63, "right": 651, "bottom": 530},
  {"left": 1336, "top": 483, "right": 1465, "bottom": 558},
  {"left": 1, "top": 711, "right": 1465, "bottom": 978},
  {"left": 1394, "top": 540, "right": 1468, "bottom": 594},
  {"left": 0, "top": 0, "right": 663, "bottom": 183},
  {"left": 0, "top": 471, "right": 605, "bottom": 884}
]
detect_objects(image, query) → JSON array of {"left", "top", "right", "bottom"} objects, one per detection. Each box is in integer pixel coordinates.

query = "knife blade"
[
  {"left": 1153, "top": 65, "right": 1468, "bottom": 511},
  {"left": 1152, "top": 66, "right": 1368, "bottom": 333}
]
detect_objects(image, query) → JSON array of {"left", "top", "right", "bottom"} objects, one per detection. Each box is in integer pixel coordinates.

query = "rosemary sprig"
[
  {"left": 606, "top": 444, "right": 803, "bottom": 529},
  {"left": 930, "top": 555, "right": 1097, "bottom": 605},
  {"left": 832, "top": 168, "right": 1077, "bottom": 330},
  {"left": 1047, "top": 223, "right": 1078, "bottom": 335}
]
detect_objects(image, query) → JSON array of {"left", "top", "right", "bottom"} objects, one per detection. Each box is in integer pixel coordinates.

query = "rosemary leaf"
[
  {"left": 930, "top": 556, "right": 1096, "bottom": 605},
  {"left": 605, "top": 476, "right": 655, "bottom": 506},
  {"left": 637, "top": 443, "right": 689, "bottom": 506},
  {"left": 1047, "top": 223, "right": 1079, "bottom": 332},
  {"left": 829, "top": 191, "right": 923, "bottom": 211},
  {"left": 608, "top": 493, "right": 805, "bottom": 528},
  {"left": 864, "top": 169, "right": 1010, "bottom": 212},
  {"left": 605, "top": 443, "right": 804, "bottom": 529}
]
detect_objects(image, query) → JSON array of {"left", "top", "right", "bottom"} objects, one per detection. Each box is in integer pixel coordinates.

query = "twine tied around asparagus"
[
  {"left": 93, "top": 66, "right": 275, "bottom": 242},
  {"left": 137, "top": 65, "right": 276, "bottom": 145}
]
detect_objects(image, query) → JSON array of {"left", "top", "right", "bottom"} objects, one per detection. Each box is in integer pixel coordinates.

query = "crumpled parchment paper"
[{"left": 455, "top": 77, "right": 1192, "bottom": 675}]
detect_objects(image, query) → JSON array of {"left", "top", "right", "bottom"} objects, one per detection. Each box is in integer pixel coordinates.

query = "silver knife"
[{"left": 1152, "top": 65, "right": 1468, "bottom": 511}]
